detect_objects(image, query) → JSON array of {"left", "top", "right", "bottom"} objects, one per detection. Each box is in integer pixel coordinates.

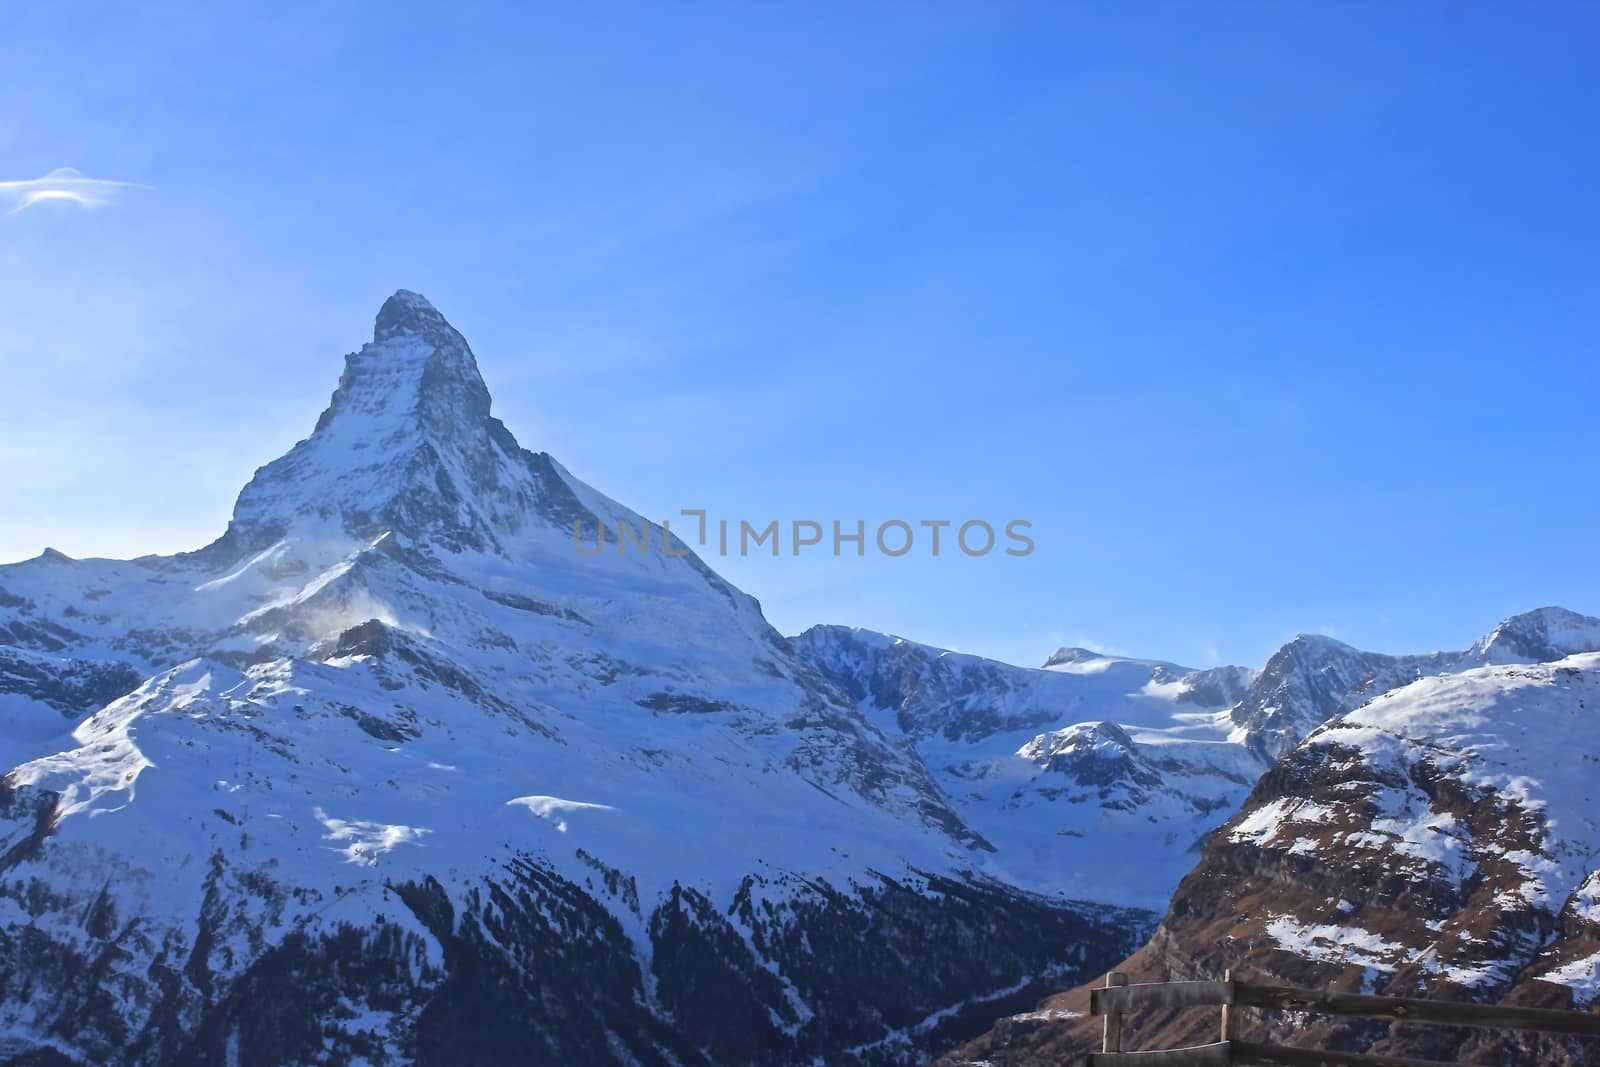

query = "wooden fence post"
[
  {"left": 1220, "top": 968, "right": 1237, "bottom": 1044},
  {"left": 1103, "top": 971, "right": 1127, "bottom": 1053}
]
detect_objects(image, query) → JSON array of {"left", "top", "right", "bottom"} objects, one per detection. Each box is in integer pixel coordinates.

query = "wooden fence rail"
[{"left": 1084, "top": 970, "right": 1600, "bottom": 1067}]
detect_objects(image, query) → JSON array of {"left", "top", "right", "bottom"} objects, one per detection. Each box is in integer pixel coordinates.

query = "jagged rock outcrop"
[{"left": 1228, "top": 606, "right": 1600, "bottom": 761}]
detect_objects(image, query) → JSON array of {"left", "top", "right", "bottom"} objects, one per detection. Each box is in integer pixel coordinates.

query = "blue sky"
[{"left": 3, "top": 2, "right": 1597, "bottom": 669}]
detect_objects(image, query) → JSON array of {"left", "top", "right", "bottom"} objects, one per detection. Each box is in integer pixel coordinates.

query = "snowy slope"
[
  {"left": 0, "top": 293, "right": 1145, "bottom": 1066},
  {"left": 791, "top": 626, "right": 1263, "bottom": 909}
]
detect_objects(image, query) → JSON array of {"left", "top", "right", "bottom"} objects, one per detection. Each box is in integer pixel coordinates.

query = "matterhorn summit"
[{"left": 225, "top": 289, "right": 582, "bottom": 555}]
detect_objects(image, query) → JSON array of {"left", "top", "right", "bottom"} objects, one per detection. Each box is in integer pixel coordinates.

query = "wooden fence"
[{"left": 1085, "top": 970, "right": 1600, "bottom": 1066}]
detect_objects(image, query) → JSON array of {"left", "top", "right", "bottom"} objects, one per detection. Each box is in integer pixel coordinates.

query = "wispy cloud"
[{"left": 0, "top": 167, "right": 149, "bottom": 215}]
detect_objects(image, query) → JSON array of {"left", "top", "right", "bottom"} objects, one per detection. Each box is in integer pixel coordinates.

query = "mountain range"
[
  {"left": 2, "top": 292, "right": 1596, "bottom": 1065},
  {"left": 942, "top": 611, "right": 1600, "bottom": 1065}
]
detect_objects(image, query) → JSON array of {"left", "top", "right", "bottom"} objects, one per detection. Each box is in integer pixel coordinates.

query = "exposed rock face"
[
  {"left": 1169, "top": 663, "right": 1255, "bottom": 709},
  {"left": 0, "top": 293, "right": 1146, "bottom": 1066},
  {"left": 940, "top": 651, "right": 1600, "bottom": 1066},
  {"left": 1226, "top": 634, "right": 1450, "bottom": 761}
]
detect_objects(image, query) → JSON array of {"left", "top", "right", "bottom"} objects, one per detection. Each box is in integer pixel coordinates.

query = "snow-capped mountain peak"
[
  {"left": 1040, "top": 646, "right": 1107, "bottom": 668},
  {"left": 338, "top": 288, "right": 494, "bottom": 441},
  {"left": 221, "top": 291, "right": 576, "bottom": 556},
  {"left": 0, "top": 291, "right": 1154, "bottom": 1064},
  {"left": 372, "top": 287, "right": 460, "bottom": 342},
  {"left": 1466, "top": 605, "right": 1600, "bottom": 665}
]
